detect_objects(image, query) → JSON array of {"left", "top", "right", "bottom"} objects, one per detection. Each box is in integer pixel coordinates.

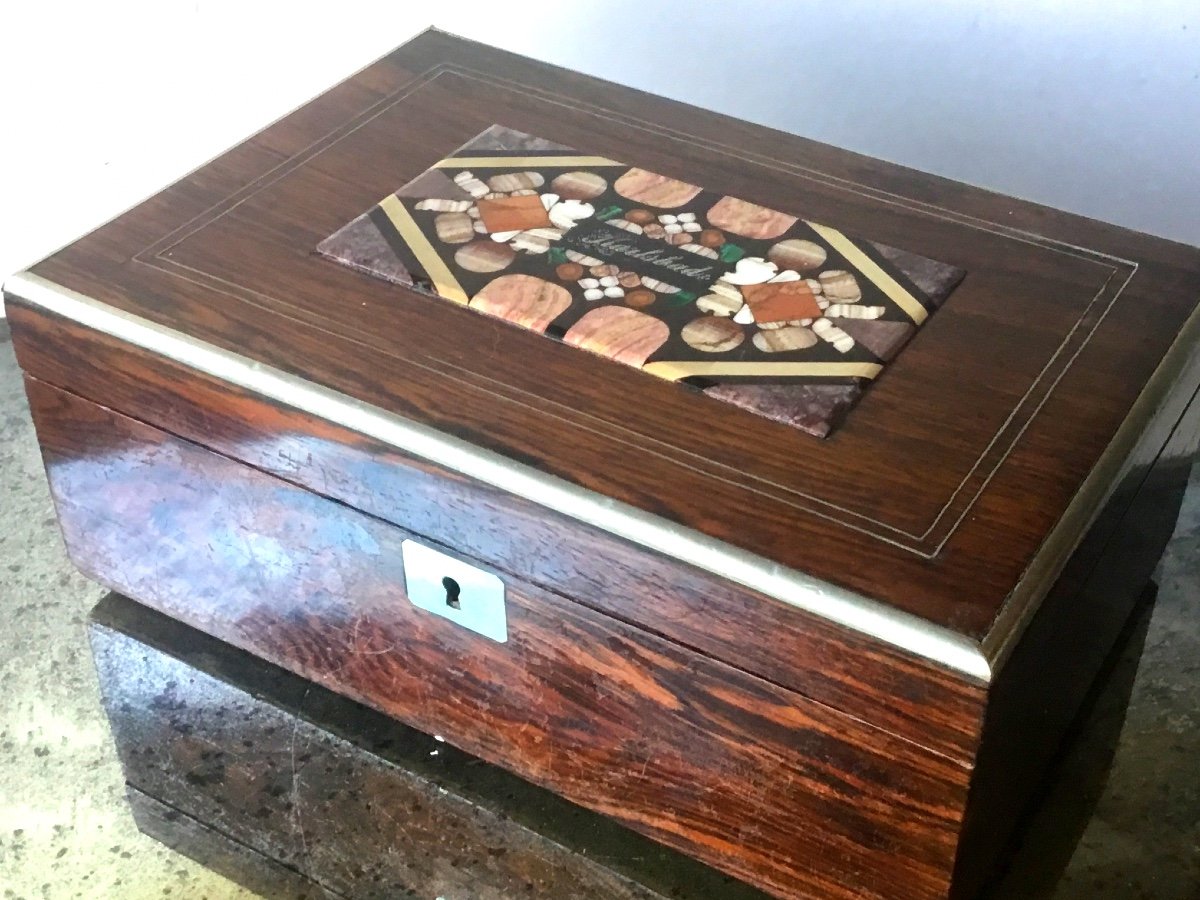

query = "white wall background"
[{"left": 1, "top": 1, "right": 1197, "bottom": 316}]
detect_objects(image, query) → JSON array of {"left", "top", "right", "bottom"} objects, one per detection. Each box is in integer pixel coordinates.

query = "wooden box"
[{"left": 8, "top": 31, "right": 1200, "bottom": 900}]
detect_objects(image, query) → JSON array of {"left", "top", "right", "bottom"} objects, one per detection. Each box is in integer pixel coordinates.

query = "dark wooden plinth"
[
  {"left": 125, "top": 788, "right": 337, "bottom": 900},
  {"left": 89, "top": 592, "right": 771, "bottom": 900}
]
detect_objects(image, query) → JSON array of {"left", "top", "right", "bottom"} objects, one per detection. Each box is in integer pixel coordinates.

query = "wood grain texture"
[
  {"left": 35, "top": 380, "right": 969, "bottom": 900},
  {"left": 20, "top": 329, "right": 1196, "bottom": 900},
  {"left": 9, "top": 301, "right": 985, "bottom": 763},
  {"left": 94, "top": 592, "right": 772, "bottom": 900},
  {"left": 7, "top": 30, "right": 1199, "bottom": 642}
]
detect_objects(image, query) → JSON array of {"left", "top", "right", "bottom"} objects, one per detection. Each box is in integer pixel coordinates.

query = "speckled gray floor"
[
  {"left": 0, "top": 321, "right": 253, "bottom": 898},
  {"left": 0, "top": 316, "right": 1196, "bottom": 899}
]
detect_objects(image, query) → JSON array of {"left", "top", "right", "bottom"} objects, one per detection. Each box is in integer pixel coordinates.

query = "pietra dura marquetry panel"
[
  {"left": 8, "top": 28, "right": 1200, "bottom": 900},
  {"left": 317, "top": 124, "right": 966, "bottom": 438}
]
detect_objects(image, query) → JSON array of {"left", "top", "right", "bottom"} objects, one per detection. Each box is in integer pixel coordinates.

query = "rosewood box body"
[
  {"left": 8, "top": 31, "right": 1200, "bottom": 900},
  {"left": 91, "top": 590, "right": 773, "bottom": 900}
]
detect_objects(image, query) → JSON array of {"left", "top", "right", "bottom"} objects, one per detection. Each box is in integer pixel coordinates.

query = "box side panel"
[
  {"left": 954, "top": 377, "right": 1200, "bottom": 897},
  {"left": 32, "top": 378, "right": 969, "bottom": 900},
  {"left": 7, "top": 298, "right": 987, "bottom": 764}
]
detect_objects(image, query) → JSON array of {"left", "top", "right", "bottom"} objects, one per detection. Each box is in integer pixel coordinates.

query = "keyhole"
[{"left": 442, "top": 576, "right": 462, "bottom": 609}]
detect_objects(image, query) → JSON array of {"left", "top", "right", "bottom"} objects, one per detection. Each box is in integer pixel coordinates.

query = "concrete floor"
[
  {"left": 0, "top": 316, "right": 1196, "bottom": 899},
  {"left": 0, "top": 321, "right": 251, "bottom": 899}
]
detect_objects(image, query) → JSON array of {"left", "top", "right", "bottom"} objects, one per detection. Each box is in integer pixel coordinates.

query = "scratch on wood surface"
[
  {"left": 350, "top": 613, "right": 398, "bottom": 656},
  {"left": 289, "top": 686, "right": 312, "bottom": 864}
]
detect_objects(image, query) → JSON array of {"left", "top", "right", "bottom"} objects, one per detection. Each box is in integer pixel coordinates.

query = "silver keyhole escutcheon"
[{"left": 401, "top": 540, "right": 508, "bottom": 643}]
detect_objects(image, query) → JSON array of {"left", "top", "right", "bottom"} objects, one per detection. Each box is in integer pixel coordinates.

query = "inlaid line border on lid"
[{"left": 125, "top": 63, "right": 1139, "bottom": 562}]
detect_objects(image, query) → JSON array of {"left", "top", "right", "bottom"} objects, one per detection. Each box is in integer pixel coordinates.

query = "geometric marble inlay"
[{"left": 319, "top": 125, "right": 965, "bottom": 437}]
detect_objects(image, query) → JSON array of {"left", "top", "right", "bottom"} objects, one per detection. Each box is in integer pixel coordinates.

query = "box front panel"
[
  {"left": 8, "top": 301, "right": 987, "bottom": 764},
  {"left": 27, "top": 377, "right": 968, "bottom": 900}
]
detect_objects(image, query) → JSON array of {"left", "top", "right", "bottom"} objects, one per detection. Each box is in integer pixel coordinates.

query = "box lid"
[{"left": 9, "top": 30, "right": 1200, "bottom": 682}]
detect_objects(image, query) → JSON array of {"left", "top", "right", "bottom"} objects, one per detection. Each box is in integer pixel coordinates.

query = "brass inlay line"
[
  {"left": 644, "top": 360, "right": 883, "bottom": 381},
  {"left": 125, "top": 62, "right": 1144, "bottom": 565},
  {"left": 434, "top": 155, "right": 623, "bottom": 169},
  {"left": 806, "top": 221, "right": 930, "bottom": 326},
  {"left": 378, "top": 195, "right": 468, "bottom": 304}
]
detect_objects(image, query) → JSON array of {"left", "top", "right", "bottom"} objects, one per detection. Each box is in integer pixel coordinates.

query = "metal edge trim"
[
  {"left": 982, "top": 294, "right": 1200, "bottom": 669},
  {"left": 3, "top": 270, "right": 991, "bottom": 682}
]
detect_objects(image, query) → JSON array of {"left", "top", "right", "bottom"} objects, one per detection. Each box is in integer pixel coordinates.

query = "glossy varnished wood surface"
[
  {"left": 10, "top": 301, "right": 985, "bottom": 763},
  {"left": 32, "top": 379, "right": 970, "bottom": 900},
  {"left": 10, "top": 30, "right": 1200, "bottom": 640},
  {"left": 94, "top": 592, "right": 774, "bottom": 900}
]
